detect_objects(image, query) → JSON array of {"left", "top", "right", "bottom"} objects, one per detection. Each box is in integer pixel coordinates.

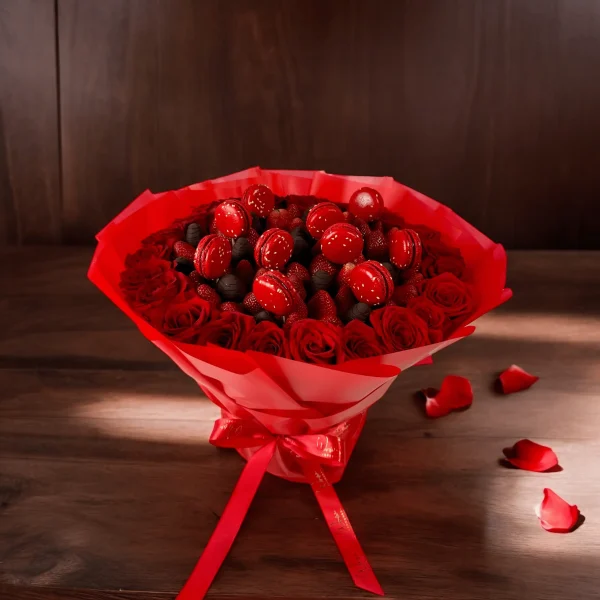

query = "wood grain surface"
[
  {"left": 0, "top": 0, "right": 62, "bottom": 245},
  {"left": 1, "top": 248, "right": 599, "bottom": 600},
  {"left": 3, "top": 1, "right": 600, "bottom": 248}
]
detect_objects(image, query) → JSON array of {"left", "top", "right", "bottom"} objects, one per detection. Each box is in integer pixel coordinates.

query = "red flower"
[
  {"left": 161, "top": 296, "right": 213, "bottom": 343},
  {"left": 342, "top": 320, "right": 384, "bottom": 361},
  {"left": 421, "top": 375, "right": 473, "bottom": 418},
  {"left": 141, "top": 226, "right": 183, "bottom": 259},
  {"left": 536, "top": 489, "right": 581, "bottom": 533},
  {"left": 243, "top": 321, "right": 289, "bottom": 357},
  {"left": 120, "top": 256, "right": 172, "bottom": 299},
  {"left": 287, "top": 318, "right": 343, "bottom": 365},
  {"left": 407, "top": 296, "right": 448, "bottom": 343},
  {"left": 197, "top": 311, "right": 255, "bottom": 350},
  {"left": 124, "top": 247, "right": 162, "bottom": 270},
  {"left": 422, "top": 272, "right": 475, "bottom": 320},
  {"left": 498, "top": 365, "right": 539, "bottom": 394},
  {"left": 370, "top": 306, "right": 430, "bottom": 353},
  {"left": 502, "top": 440, "right": 559, "bottom": 472},
  {"left": 422, "top": 252, "right": 466, "bottom": 280}
]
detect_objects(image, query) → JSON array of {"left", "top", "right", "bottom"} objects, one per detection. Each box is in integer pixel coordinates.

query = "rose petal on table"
[
  {"left": 498, "top": 364, "right": 539, "bottom": 394},
  {"left": 535, "top": 488, "right": 581, "bottom": 533},
  {"left": 421, "top": 375, "right": 473, "bottom": 418},
  {"left": 502, "top": 439, "right": 559, "bottom": 472}
]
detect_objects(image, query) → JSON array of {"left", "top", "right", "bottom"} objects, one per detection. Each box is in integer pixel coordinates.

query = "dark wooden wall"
[{"left": 1, "top": 0, "right": 600, "bottom": 248}]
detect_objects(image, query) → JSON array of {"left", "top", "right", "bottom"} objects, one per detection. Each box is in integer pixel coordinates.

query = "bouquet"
[{"left": 89, "top": 167, "right": 511, "bottom": 598}]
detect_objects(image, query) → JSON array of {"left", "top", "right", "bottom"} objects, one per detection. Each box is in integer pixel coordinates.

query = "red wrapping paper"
[{"left": 89, "top": 168, "right": 511, "bottom": 598}]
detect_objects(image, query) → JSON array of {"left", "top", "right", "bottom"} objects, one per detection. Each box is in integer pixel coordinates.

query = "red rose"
[
  {"left": 197, "top": 311, "right": 255, "bottom": 350},
  {"left": 411, "top": 225, "right": 441, "bottom": 244},
  {"left": 422, "top": 273, "right": 475, "bottom": 320},
  {"left": 287, "top": 318, "right": 343, "bottom": 365},
  {"left": 422, "top": 250, "right": 465, "bottom": 280},
  {"left": 407, "top": 295, "right": 448, "bottom": 343},
  {"left": 342, "top": 320, "right": 384, "bottom": 360},
  {"left": 141, "top": 226, "right": 183, "bottom": 259},
  {"left": 243, "top": 321, "right": 289, "bottom": 357},
  {"left": 161, "top": 296, "right": 213, "bottom": 343},
  {"left": 124, "top": 247, "right": 162, "bottom": 270},
  {"left": 370, "top": 306, "right": 430, "bottom": 352},
  {"left": 120, "top": 256, "right": 172, "bottom": 299},
  {"left": 127, "top": 264, "right": 190, "bottom": 326}
]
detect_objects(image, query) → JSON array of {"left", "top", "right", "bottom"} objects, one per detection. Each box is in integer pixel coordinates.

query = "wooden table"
[{"left": 1, "top": 249, "right": 599, "bottom": 600}]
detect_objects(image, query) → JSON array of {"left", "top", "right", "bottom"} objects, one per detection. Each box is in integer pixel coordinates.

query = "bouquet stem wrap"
[
  {"left": 178, "top": 409, "right": 383, "bottom": 600},
  {"left": 89, "top": 167, "right": 511, "bottom": 600}
]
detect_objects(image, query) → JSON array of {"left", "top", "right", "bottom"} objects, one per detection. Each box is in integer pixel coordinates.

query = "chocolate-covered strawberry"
[{"left": 217, "top": 274, "right": 246, "bottom": 301}]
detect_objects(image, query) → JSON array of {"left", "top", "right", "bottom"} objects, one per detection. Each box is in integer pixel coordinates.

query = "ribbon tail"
[
  {"left": 177, "top": 441, "right": 276, "bottom": 600},
  {"left": 308, "top": 466, "right": 384, "bottom": 596}
]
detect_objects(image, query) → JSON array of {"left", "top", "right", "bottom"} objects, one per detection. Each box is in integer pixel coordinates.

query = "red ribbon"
[{"left": 176, "top": 415, "right": 383, "bottom": 599}]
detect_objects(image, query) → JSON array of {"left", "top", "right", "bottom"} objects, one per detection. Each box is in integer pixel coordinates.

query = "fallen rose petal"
[
  {"left": 421, "top": 375, "right": 473, "bottom": 418},
  {"left": 502, "top": 439, "right": 559, "bottom": 472},
  {"left": 535, "top": 489, "right": 580, "bottom": 533},
  {"left": 498, "top": 364, "right": 539, "bottom": 394}
]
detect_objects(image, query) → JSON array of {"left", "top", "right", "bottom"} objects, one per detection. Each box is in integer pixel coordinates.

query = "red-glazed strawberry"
[
  {"left": 392, "top": 283, "right": 419, "bottom": 306},
  {"left": 306, "top": 202, "right": 344, "bottom": 239},
  {"left": 194, "top": 234, "right": 232, "bottom": 279},
  {"left": 308, "top": 290, "right": 337, "bottom": 320},
  {"left": 321, "top": 223, "right": 364, "bottom": 264},
  {"left": 189, "top": 271, "right": 204, "bottom": 286},
  {"left": 214, "top": 199, "right": 251, "bottom": 238},
  {"left": 174, "top": 240, "right": 196, "bottom": 261},
  {"left": 256, "top": 267, "right": 268, "bottom": 278},
  {"left": 337, "top": 262, "right": 356, "bottom": 287},
  {"left": 243, "top": 292, "right": 262, "bottom": 315},
  {"left": 366, "top": 229, "right": 389, "bottom": 261},
  {"left": 348, "top": 187, "right": 384, "bottom": 222},
  {"left": 291, "top": 298, "right": 308, "bottom": 319},
  {"left": 354, "top": 255, "right": 366, "bottom": 264},
  {"left": 321, "top": 315, "right": 343, "bottom": 327},
  {"left": 310, "top": 254, "right": 338, "bottom": 277},
  {"left": 210, "top": 218, "right": 218, "bottom": 234},
  {"left": 403, "top": 270, "right": 424, "bottom": 286},
  {"left": 196, "top": 284, "right": 221, "bottom": 308},
  {"left": 353, "top": 217, "right": 370, "bottom": 237},
  {"left": 283, "top": 312, "right": 304, "bottom": 331},
  {"left": 287, "top": 203, "right": 302, "bottom": 220},
  {"left": 342, "top": 211, "right": 354, "bottom": 223},
  {"left": 267, "top": 208, "right": 292, "bottom": 231},
  {"left": 242, "top": 184, "right": 275, "bottom": 217},
  {"left": 253, "top": 270, "right": 298, "bottom": 316},
  {"left": 254, "top": 228, "right": 294, "bottom": 270},
  {"left": 235, "top": 259, "right": 255, "bottom": 287},
  {"left": 290, "top": 217, "right": 305, "bottom": 232},
  {"left": 335, "top": 285, "right": 355, "bottom": 316},
  {"left": 389, "top": 228, "right": 423, "bottom": 270},
  {"left": 371, "top": 220, "right": 384, "bottom": 232},
  {"left": 286, "top": 261, "right": 310, "bottom": 283},
  {"left": 348, "top": 260, "right": 394, "bottom": 305},
  {"left": 288, "top": 273, "right": 307, "bottom": 301},
  {"left": 246, "top": 228, "right": 259, "bottom": 248},
  {"left": 220, "top": 302, "right": 240, "bottom": 313}
]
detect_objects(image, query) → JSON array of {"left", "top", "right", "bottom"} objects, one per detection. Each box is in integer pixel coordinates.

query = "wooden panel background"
[
  {"left": 1, "top": 0, "right": 600, "bottom": 248},
  {"left": 0, "top": 0, "right": 61, "bottom": 245}
]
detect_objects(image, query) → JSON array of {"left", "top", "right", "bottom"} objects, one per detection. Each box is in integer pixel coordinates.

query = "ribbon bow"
[{"left": 177, "top": 414, "right": 383, "bottom": 599}]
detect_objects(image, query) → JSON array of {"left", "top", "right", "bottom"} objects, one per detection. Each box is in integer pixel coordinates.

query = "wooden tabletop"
[{"left": 1, "top": 249, "right": 599, "bottom": 600}]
